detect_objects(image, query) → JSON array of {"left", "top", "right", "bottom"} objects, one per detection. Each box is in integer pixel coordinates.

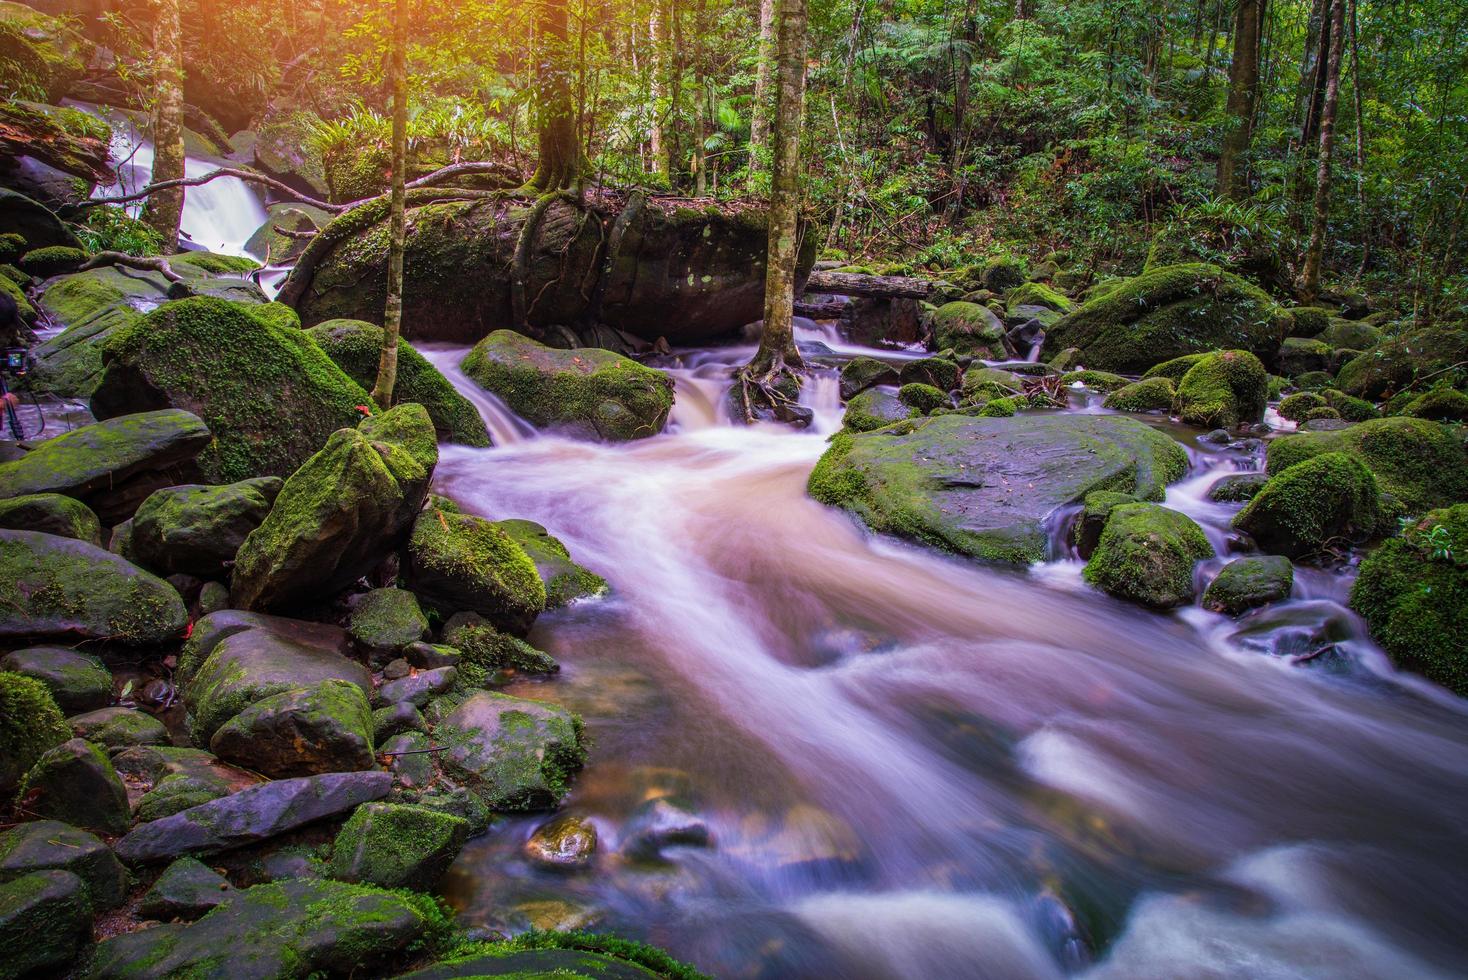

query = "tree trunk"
[
  {"left": 747, "top": 0, "right": 776, "bottom": 181},
  {"left": 141, "top": 0, "right": 185, "bottom": 252},
  {"left": 370, "top": 0, "right": 409, "bottom": 409},
  {"left": 1215, "top": 0, "right": 1265, "bottom": 198},
  {"left": 648, "top": 0, "right": 668, "bottom": 180},
  {"left": 528, "top": 0, "right": 585, "bottom": 192},
  {"left": 1300, "top": 0, "right": 1345, "bottom": 300}
]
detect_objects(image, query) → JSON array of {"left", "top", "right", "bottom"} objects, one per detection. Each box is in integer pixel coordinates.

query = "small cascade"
[
  {"left": 415, "top": 344, "right": 537, "bottom": 445},
  {"left": 799, "top": 370, "right": 844, "bottom": 433}
]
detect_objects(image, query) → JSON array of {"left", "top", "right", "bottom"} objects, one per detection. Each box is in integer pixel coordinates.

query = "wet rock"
[
  {"left": 1208, "top": 473, "right": 1270, "bottom": 503},
  {"left": 0, "top": 672, "right": 72, "bottom": 798},
  {"left": 839, "top": 356, "right": 901, "bottom": 400},
  {"left": 438, "top": 691, "right": 586, "bottom": 811},
  {"left": 383, "top": 658, "right": 411, "bottom": 680},
  {"left": 1235, "top": 453, "right": 1380, "bottom": 559},
  {"left": 0, "top": 870, "right": 92, "bottom": 977},
  {"left": 18, "top": 737, "right": 131, "bottom": 834},
  {"left": 68, "top": 706, "right": 170, "bottom": 748},
  {"left": 898, "top": 356, "right": 962, "bottom": 392},
  {"left": 622, "top": 798, "right": 712, "bottom": 859},
  {"left": 496, "top": 519, "right": 607, "bottom": 608},
  {"left": 330, "top": 802, "right": 470, "bottom": 890},
  {"left": 0, "top": 409, "right": 211, "bottom": 525},
  {"left": 348, "top": 586, "right": 429, "bottom": 660},
  {"left": 210, "top": 679, "right": 376, "bottom": 778},
  {"left": 1102, "top": 377, "right": 1175, "bottom": 413},
  {"left": 195, "top": 580, "right": 230, "bottom": 617},
  {"left": 0, "top": 820, "right": 127, "bottom": 908},
  {"left": 442, "top": 617, "right": 560, "bottom": 674},
  {"left": 842, "top": 387, "right": 909, "bottom": 432},
  {"left": 405, "top": 641, "right": 462, "bottom": 670},
  {"left": 1084, "top": 503, "right": 1213, "bottom": 609},
  {"left": 931, "top": 301, "right": 1007, "bottom": 359},
  {"left": 382, "top": 731, "right": 436, "bottom": 788},
  {"left": 114, "top": 745, "right": 262, "bottom": 823},
  {"left": 398, "top": 947, "right": 670, "bottom": 980},
  {"left": 245, "top": 202, "right": 332, "bottom": 263},
  {"left": 405, "top": 501, "right": 546, "bottom": 631},
  {"left": 524, "top": 814, "right": 598, "bottom": 870},
  {"left": 178, "top": 609, "right": 353, "bottom": 683},
  {"left": 378, "top": 667, "right": 458, "bottom": 709},
  {"left": 1174, "top": 350, "right": 1269, "bottom": 429},
  {"left": 115, "top": 770, "right": 392, "bottom": 864},
  {"left": 0, "top": 645, "right": 112, "bottom": 713},
  {"left": 138, "top": 856, "right": 232, "bottom": 922},
  {"left": 0, "top": 492, "right": 101, "bottom": 544},
  {"left": 809, "top": 414, "right": 1188, "bottom": 564},
  {"left": 128, "top": 477, "right": 281, "bottom": 578},
  {"left": 1335, "top": 323, "right": 1468, "bottom": 399},
  {"left": 88, "top": 878, "right": 442, "bottom": 979},
  {"left": 1072, "top": 491, "right": 1139, "bottom": 560},
  {"left": 1279, "top": 336, "right": 1331, "bottom": 376},
  {"left": 372, "top": 702, "right": 426, "bottom": 742},
  {"left": 1203, "top": 556, "right": 1294, "bottom": 615}
]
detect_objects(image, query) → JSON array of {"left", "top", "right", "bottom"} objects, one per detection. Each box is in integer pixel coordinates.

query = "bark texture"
[
  {"left": 371, "top": 0, "right": 410, "bottom": 409},
  {"left": 1300, "top": 0, "right": 1345, "bottom": 300},
  {"left": 1216, "top": 0, "right": 1266, "bottom": 198},
  {"left": 141, "top": 0, "right": 185, "bottom": 252}
]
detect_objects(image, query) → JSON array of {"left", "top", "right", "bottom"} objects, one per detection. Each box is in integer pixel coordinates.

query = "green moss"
[
  {"left": 0, "top": 493, "right": 100, "bottom": 544},
  {"left": 842, "top": 388, "right": 909, "bottom": 432},
  {"left": 1103, "top": 376, "right": 1175, "bottom": 412},
  {"left": 1175, "top": 349, "right": 1269, "bottom": 428},
  {"left": 443, "top": 621, "right": 559, "bottom": 675},
  {"left": 358, "top": 401, "right": 440, "bottom": 475},
  {"left": 1007, "top": 281, "right": 1073, "bottom": 313},
  {"left": 437, "top": 691, "right": 587, "bottom": 810},
  {"left": 443, "top": 930, "right": 712, "bottom": 980},
  {"left": 1084, "top": 502, "right": 1212, "bottom": 608},
  {"left": 1286, "top": 306, "right": 1334, "bottom": 337},
  {"left": 1061, "top": 369, "right": 1131, "bottom": 393},
  {"left": 898, "top": 356, "right": 963, "bottom": 392},
  {"left": 0, "top": 272, "right": 33, "bottom": 325},
  {"left": 977, "top": 396, "right": 1021, "bottom": 417},
  {"left": 1400, "top": 387, "right": 1468, "bottom": 422},
  {"left": 898, "top": 382, "right": 948, "bottom": 413},
  {"left": 329, "top": 802, "right": 470, "bottom": 891},
  {"left": 1235, "top": 452, "right": 1380, "bottom": 558},
  {"left": 407, "top": 505, "right": 547, "bottom": 622},
  {"left": 349, "top": 587, "right": 429, "bottom": 654},
  {"left": 1265, "top": 416, "right": 1468, "bottom": 513},
  {"left": 1202, "top": 555, "right": 1294, "bottom": 614},
  {"left": 0, "top": 232, "right": 25, "bottom": 263},
  {"left": 0, "top": 673, "right": 70, "bottom": 799},
  {"left": 1320, "top": 389, "right": 1380, "bottom": 422},
  {"left": 930, "top": 301, "right": 1006, "bottom": 357},
  {"left": 1278, "top": 391, "right": 1327, "bottom": 423},
  {"left": 1141, "top": 352, "right": 1208, "bottom": 382},
  {"left": 17, "top": 245, "right": 87, "bottom": 278},
  {"left": 494, "top": 518, "right": 607, "bottom": 608},
  {"left": 1302, "top": 406, "right": 1342, "bottom": 422},
  {"left": 1335, "top": 324, "right": 1468, "bottom": 400},
  {"left": 979, "top": 254, "right": 1027, "bottom": 291}
]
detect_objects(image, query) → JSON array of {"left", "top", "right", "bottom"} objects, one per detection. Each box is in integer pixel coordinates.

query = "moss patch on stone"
[
  {"left": 0, "top": 672, "right": 70, "bottom": 799},
  {"left": 1103, "top": 377, "right": 1175, "bottom": 412},
  {"left": 1083, "top": 502, "right": 1212, "bottom": 609},
  {"left": 1174, "top": 349, "right": 1269, "bottom": 428},
  {"left": 1235, "top": 452, "right": 1380, "bottom": 558}
]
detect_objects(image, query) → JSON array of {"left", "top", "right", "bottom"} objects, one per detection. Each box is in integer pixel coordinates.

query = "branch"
[
  {"left": 78, "top": 252, "right": 195, "bottom": 296},
  {"left": 64, "top": 168, "right": 340, "bottom": 215}
]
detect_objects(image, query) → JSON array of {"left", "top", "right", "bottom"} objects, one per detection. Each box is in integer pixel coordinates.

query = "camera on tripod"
[{"left": 2, "top": 348, "right": 28, "bottom": 377}]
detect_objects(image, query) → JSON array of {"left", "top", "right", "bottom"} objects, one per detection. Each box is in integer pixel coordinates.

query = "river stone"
[
  {"left": 1071, "top": 491, "right": 1139, "bottom": 560},
  {"left": 441, "top": 617, "right": 560, "bottom": 674},
  {"left": 405, "top": 641, "right": 462, "bottom": 670},
  {"left": 329, "top": 802, "right": 470, "bottom": 890},
  {"left": 1208, "top": 473, "right": 1270, "bottom": 503},
  {"left": 404, "top": 503, "right": 546, "bottom": 631},
  {"left": 0, "top": 820, "right": 127, "bottom": 909},
  {"left": 209, "top": 679, "right": 375, "bottom": 778},
  {"left": 496, "top": 519, "right": 607, "bottom": 608},
  {"left": 0, "top": 672, "right": 71, "bottom": 799},
  {"left": 18, "top": 737, "right": 131, "bottom": 835},
  {"left": 87, "top": 877, "right": 442, "bottom": 979},
  {"left": 0, "top": 493, "right": 101, "bottom": 544},
  {"left": 347, "top": 586, "right": 429, "bottom": 659},
  {"left": 177, "top": 609, "right": 353, "bottom": 683},
  {"left": 0, "top": 646, "right": 112, "bottom": 713},
  {"left": 373, "top": 702, "right": 426, "bottom": 742},
  {"left": 68, "top": 706, "right": 169, "bottom": 748},
  {"left": 128, "top": 477, "right": 281, "bottom": 578},
  {"left": 1202, "top": 556, "right": 1295, "bottom": 615},
  {"left": 398, "top": 948, "right": 666, "bottom": 980},
  {"left": 1235, "top": 452, "right": 1380, "bottom": 559},
  {"left": 113, "top": 745, "right": 263, "bottom": 823},
  {"left": 1334, "top": 324, "right": 1468, "bottom": 399},
  {"left": 382, "top": 731, "right": 435, "bottom": 788},
  {"left": 438, "top": 691, "right": 587, "bottom": 811},
  {"left": 462, "top": 330, "right": 674, "bottom": 441},
  {"left": 839, "top": 356, "right": 901, "bottom": 400},
  {"left": 184, "top": 625, "right": 373, "bottom": 744},
  {"left": 808, "top": 414, "right": 1189, "bottom": 564},
  {"left": 0, "top": 409, "right": 211, "bottom": 525},
  {"left": 1174, "top": 350, "right": 1269, "bottom": 429},
  {"left": 622, "top": 798, "right": 712, "bottom": 860},
  {"left": 1083, "top": 503, "right": 1213, "bottom": 609},
  {"left": 377, "top": 667, "right": 458, "bottom": 709},
  {"left": 115, "top": 770, "right": 392, "bottom": 864},
  {"left": 525, "top": 814, "right": 598, "bottom": 870},
  {"left": 898, "top": 356, "right": 963, "bottom": 392},
  {"left": 138, "top": 856, "right": 232, "bottom": 922},
  {"left": 0, "top": 870, "right": 92, "bottom": 977},
  {"left": 842, "top": 387, "right": 909, "bottom": 432},
  {"left": 931, "top": 301, "right": 1007, "bottom": 359}
]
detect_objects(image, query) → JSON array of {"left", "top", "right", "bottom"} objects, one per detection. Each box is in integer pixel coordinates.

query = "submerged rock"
[
  {"left": 0, "top": 645, "right": 112, "bottom": 713},
  {"left": 128, "top": 477, "right": 281, "bottom": 578},
  {"left": 329, "top": 802, "right": 469, "bottom": 890},
  {"left": 0, "top": 870, "right": 93, "bottom": 977},
  {"left": 808, "top": 414, "right": 1188, "bottom": 564},
  {"left": 1083, "top": 502, "right": 1212, "bottom": 609},
  {"left": 1202, "top": 555, "right": 1295, "bottom": 615},
  {"left": 622, "top": 798, "right": 712, "bottom": 860},
  {"left": 524, "top": 814, "right": 598, "bottom": 870},
  {"left": 438, "top": 691, "right": 586, "bottom": 811}
]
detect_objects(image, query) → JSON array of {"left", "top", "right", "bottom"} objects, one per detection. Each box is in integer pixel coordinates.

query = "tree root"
[{"left": 78, "top": 252, "right": 195, "bottom": 296}]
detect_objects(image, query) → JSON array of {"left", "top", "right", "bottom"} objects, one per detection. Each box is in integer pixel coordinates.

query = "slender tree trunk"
[
  {"left": 744, "top": 0, "right": 807, "bottom": 380},
  {"left": 142, "top": 0, "right": 185, "bottom": 252},
  {"left": 648, "top": 0, "right": 667, "bottom": 179},
  {"left": 1348, "top": 0, "right": 1369, "bottom": 276},
  {"left": 371, "top": 0, "right": 409, "bottom": 408},
  {"left": 528, "top": 0, "right": 585, "bottom": 192},
  {"left": 1215, "top": 0, "right": 1265, "bottom": 198},
  {"left": 748, "top": 0, "right": 776, "bottom": 181},
  {"left": 1300, "top": 0, "right": 1345, "bottom": 300}
]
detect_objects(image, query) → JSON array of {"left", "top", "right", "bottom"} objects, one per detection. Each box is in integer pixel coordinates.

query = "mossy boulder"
[
  {"left": 898, "top": 356, "right": 963, "bottom": 392},
  {"left": 1083, "top": 503, "right": 1213, "bottom": 609},
  {"left": 91, "top": 297, "right": 371, "bottom": 483},
  {"left": 1399, "top": 387, "right": 1468, "bottom": 422},
  {"left": 1286, "top": 306, "right": 1334, "bottom": 337},
  {"left": 1264, "top": 416, "right": 1468, "bottom": 514},
  {"left": 405, "top": 503, "right": 546, "bottom": 632},
  {"left": 18, "top": 244, "right": 87, "bottom": 277},
  {"left": 0, "top": 645, "right": 111, "bottom": 713},
  {"left": 496, "top": 519, "right": 606, "bottom": 608},
  {"left": 1278, "top": 336, "right": 1331, "bottom": 376},
  {"left": 210, "top": 679, "right": 376, "bottom": 779},
  {"left": 1350, "top": 504, "right": 1468, "bottom": 695},
  {"left": 1235, "top": 452, "right": 1380, "bottom": 558},
  {"left": 438, "top": 691, "right": 587, "bottom": 811},
  {"left": 1007, "top": 282, "right": 1073, "bottom": 313},
  {"left": 1174, "top": 350, "right": 1269, "bottom": 429},
  {"left": 0, "top": 869, "right": 92, "bottom": 978},
  {"left": 18, "top": 737, "right": 131, "bottom": 834},
  {"left": 978, "top": 255, "right": 1027, "bottom": 291},
  {"left": 1277, "top": 391, "right": 1327, "bottom": 423},
  {"left": 329, "top": 802, "right": 470, "bottom": 891},
  {"left": 976, "top": 396, "right": 1022, "bottom": 417},
  {"left": 0, "top": 672, "right": 70, "bottom": 799},
  {"left": 462, "top": 331, "right": 673, "bottom": 441},
  {"left": 1103, "top": 377, "right": 1175, "bottom": 413},
  {"left": 1041, "top": 264, "right": 1289, "bottom": 373},
  {"left": 1060, "top": 369, "right": 1130, "bottom": 393},
  {"left": 0, "top": 819, "right": 126, "bottom": 909},
  {"left": 842, "top": 388, "right": 908, "bottom": 432},
  {"left": 1318, "top": 317, "right": 1382, "bottom": 351},
  {"left": 0, "top": 492, "right": 100, "bottom": 544},
  {"left": 68, "top": 706, "right": 169, "bottom": 748},
  {"left": 1201, "top": 555, "right": 1294, "bottom": 615},
  {"left": 398, "top": 937, "right": 695, "bottom": 980},
  {"left": 129, "top": 477, "right": 281, "bottom": 578},
  {"left": 960, "top": 366, "right": 1024, "bottom": 404},
  {"left": 0, "top": 409, "right": 212, "bottom": 526},
  {"left": 87, "top": 877, "right": 447, "bottom": 979},
  {"left": 442, "top": 618, "right": 560, "bottom": 676},
  {"left": 838, "top": 356, "right": 900, "bottom": 400},
  {"left": 138, "top": 857, "right": 233, "bottom": 922},
  {"left": 0, "top": 530, "right": 187, "bottom": 645},
  {"left": 348, "top": 587, "right": 430, "bottom": 659},
  {"left": 244, "top": 202, "right": 332, "bottom": 264},
  {"left": 0, "top": 189, "right": 78, "bottom": 250},
  {"left": 897, "top": 382, "right": 948, "bottom": 413},
  {"left": 306, "top": 319, "right": 491, "bottom": 446},
  {"left": 930, "top": 301, "right": 1006, "bottom": 358},
  {"left": 807, "top": 414, "right": 1188, "bottom": 564},
  {"left": 1334, "top": 324, "right": 1468, "bottom": 400},
  {"left": 1208, "top": 473, "right": 1270, "bottom": 502},
  {"left": 1141, "top": 352, "right": 1208, "bottom": 382},
  {"left": 1072, "top": 491, "right": 1139, "bottom": 559}
]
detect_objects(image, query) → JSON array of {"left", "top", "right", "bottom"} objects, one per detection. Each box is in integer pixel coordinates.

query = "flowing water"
[{"left": 417, "top": 338, "right": 1468, "bottom": 979}]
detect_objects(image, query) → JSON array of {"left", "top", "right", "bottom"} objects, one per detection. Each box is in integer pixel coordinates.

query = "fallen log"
[
  {"left": 803, "top": 269, "right": 941, "bottom": 300},
  {"left": 795, "top": 299, "right": 849, "bottom": 319}
]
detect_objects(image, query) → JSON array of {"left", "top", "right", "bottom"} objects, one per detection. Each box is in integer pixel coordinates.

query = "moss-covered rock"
[
  {"left": 1350, "top": 504, "right": 1468, "bottom": 695},
  {"left": 1277, "top": 391, "right": 1327, "bottom": 422},
  {"left": 1083, "top": 503, "right": 1212, "bottom": 609},
  {"left": 405, "top": 503, "right": 546, "bottom": 632},
  {"left": 837, "top": 356, "right": 900, "bottom": 400},
  {"left": 68, "top": 706, "right": 169, "bottom": 748},
  {"left": 1174, "top": 350, "right": 1269, "bottom": 428},
  {"left": 842, "top": 387, "right": 908, "bottom": 432},
  {"left": 807, "top": 414, "right": 1188, "bottom": 564},
  {"left": 462, "top": 330, "right": 672, "bottom": 441},
  {"left": 1302, "top": 406, "right": 1342, "bottom": 423},
  {"left": 0, "top": 645, "right": 111, "bottom": 713},
  {"left": 1041, "top": 264, "right": 1289, "bottom": 372},
  {"left": 0, "top": 188, "right": 79, "bottom": 251},
  {"left": 329, "top": 802, "right": 469, "bottom": 891},
  {"left": 438, "top": 691, "right": 586, "bottom": 811},
  {"left": 210, "top": 679, "right": 375, "bottom": 779},
  {"left": 1264, "top": 416, "right": 1468, "bottom": 514},
  {"left": 898, "top": 356, "right": 963, "bottom": 392},
  {"left": 129, "top": 477, "right": 281, "bottom": 578},
  {"left": 1061, "top": 369, "right": 1130, "bottom": 393},
  {"left": 1141, "top": 352, "right": 1208, "bottom": 382},
  {"left": 17, "top": 244, "right": 86, "bottom": 278},
  {"left": 1072, "top": 491, "right": 1139, "bottom": 559},
  {"left": 959, "top": 366, "right": 1025, "bottom": 405},
  {"left": 1235, "top": 452, "right": 1380, "bottom": 558},
  {"left": 1318, "top": 388, "right": 1379, "bottom": 422},
  {"left": 495, "top": 519, "right": 606, "bottom": 608},
  {"left": 1103, "top": 377, "right": 1175, "bottom": 413},
  {"left": 975, "top": 395, "right": 1022, "bottom": 417},
  {"left": 897, "top": 382, "right": 948, "bottom": 413},
  {"left": 91, "top": 297, "right": 371, "bottom": 483},
  {"left": 0, "top": 819, "right": 126, "bottom": 909},
  {"left": 138, "top": 857, "right": 233, "bottom": 922},
  {"left": 1318, "top": 317, "right": 1382, "bottom": 351},
  {"left": 18, "top": 737, "right": 131, "bottom": 834},
  {"left": 1201, "top": 555, "right": 1294, "bottom": 614},
  {"left": 1335, "top": 324, "right": 1468, "bottom": 400},
  {"left": 0, "top": 869, "right": 92, "bottom": 977},
  {"left": 0, "top": 672, "right": 69, "bottom": 799},
  {"left": 1286, "top": 306, "right": 1334, "bottom": 338},
  {"left": 1278, "top": 336, "right": 1331, "bottom": 376},
  {"left": 306, "top": 319, "right": 491, "bottom": 446},
  {"left": 244, "top": 202, "right": 333, "bottom": 264},
  {"left": 1007, "top": 281, "right": 1073, "bottom": 314},
  {"left": 930, "top": 301, "right": 1007, "bottom": 358},
  {"left": 0, "top": 530, "right": 187, "bottom": 645},
  {"left": 442, "top": 619, "right": 560, "bottom": 676},
  {"left": 1399, "top": 387, "right": 1468, "bottom": 422},
  {"left": 1208, "top": 472, "right": 1270, "bottom": 502},
  {"left": 978, "top": 255, "right": 1027, "bottom": 292},
  {"left": 0, "top": 492, "right": 100, "bottom": 545},
  {"left": 348, "top": 587, "right": 429, "bottom": 659}
]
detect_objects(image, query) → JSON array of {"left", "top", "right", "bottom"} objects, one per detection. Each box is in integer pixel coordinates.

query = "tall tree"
[
  {"left": 141, "top": 0, "right": 185, "bottom": 251},
  {"left": 1300, "top": 0, "right": 1345, "bottom": 299},
  {"left": 747, "top": 0, "right": 776, "bottom": 181},
  {"left": 371, "top": 0, "right": 409, "bottom": 409},
  {"left": 528, "top": 0, "right": 585, "bottom": 192},
  {"left": 1215, "top": 0, "right": 1266, "bottom": 198},
  {"left": 648, "top": 0, "right": 669, "bottom": 180}
]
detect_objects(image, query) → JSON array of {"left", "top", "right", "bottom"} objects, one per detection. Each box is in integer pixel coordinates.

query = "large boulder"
[
  {"left": 0, "top": 530, "right": 187, "bottom": 644},
  {"left": 1351, "top": 504, "right": 1468, "bottom": 695},
  {"left": 0, "top": 645, "right": 112, "bottom": 713},
  {"left": 305, "top": 319, "right": 491, "bottom": 446},
  {"left": 930, "top": 301, "right": 1007, "bottom": 358},
  {"left": 1235, "top": 452, "right": 1381, "bottom": 558},
  {"left": 347, "top": 586, "right": 430, "bottom": 659},
  {"left": 17, "top": 736, "right": 131, "bottom": 834},
  {"left": 1173, "top": 349, "right": 1269, "bottom": 429},
  {"left": 462, "top": 331, "right": 674, "bottom": 440},
  {"left": 0, "top": 870, "right": 92, "bottom": 977},
  {"left": 0, "top": 672, "right": 70, "bottom": 799},
  {"left": 807, "top": 414, "right": 1188, "bottom": 563},
  {"left": 1040, "top": 263, "right": 1289, "bottom": 372},
  {"left": 128, "top": 477, "right": 281, "bottom": 578},
  {"left": 230, "top": 406, "right": 436, "bottom": 611},
  {"left": 0, "top": 409, "right": 211, "bottom": 525},
  {"left": 1335, "top": 324, "right": 1468, "bottom": 399},
  {"left": 1083, "top": 502, "right": 1213, "bottom": 608},
  {"left": 138, "top": 857, "right": 233, "bottom": 922},
  {"left": 496, "top": 519, "right": 607, "bottom": 608},
  {"left": 842, "top": 388, "right": 909, "bottom": 432},
  {"left": 0, "top": 188, "right": 80, "bottom": 250},
  {"left": 438, "top": 691, "right": 587, "bottom": 811},
  {"left": 284, "top": 193, "right": 817, "bottom": 345},
  {"left": 0, "top": 493, "right": 100, "bottom": 544},
  {"left": 0, "top": 819, "right": 127, "bottom": 909},
  {"left": 209, "top": 680, "right": 376, "bottom": 778},
  {"left": 90, "top": 297, "right": 370, "bottom": 483},
  {"left": 178, "top": 609, "right": 354, "bottom": 681},
  {"left": 404, "top": 500, "right": 546, "bottom": 631},
  {"left": 329, "top": 802, "right": 469, "bottom": 891}
]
